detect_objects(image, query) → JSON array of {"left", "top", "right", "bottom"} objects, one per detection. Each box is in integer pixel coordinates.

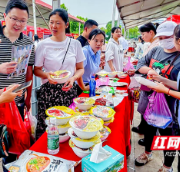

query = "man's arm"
[{"left": 25, "top": 66, "right": 33, "bottom": 111}]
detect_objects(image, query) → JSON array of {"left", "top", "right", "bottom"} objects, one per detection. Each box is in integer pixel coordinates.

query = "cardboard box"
[{"left": 82, "top": 145, "right": 124, "bottom": 172}]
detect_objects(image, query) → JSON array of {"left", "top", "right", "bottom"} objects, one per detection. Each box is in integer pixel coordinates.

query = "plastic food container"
[
  {"left": 91, "top": 106, "right": 115, "bottom": 121},
  {"left": 103, "top": 117, "right": 114, "bottom": 126},
  {"left": 134, "top": 77, "right": 157, "bottom": 87},
  {"left": 69, "top": 140, "right": 92, "bottom": 158},
  {"left": 45, "top": 106, "right": 75, "bottom": 125},
  {"left": 108, "top": 72, "right": 116, "bottom": 78},
  {"left": 74, "top": 97, "right": 95, "bottom": 111},
  {"left": 59, "top": 133, "right": 70, "bottom": 143},
  {"left": 69, "top": 115, "right": 103, "bottom": 139},
  {"left": 118, "top": 73, "right": 128, "bottom": 79},
  {"left": 51, "top": 70, "right": 71, "bottom": 84},
  {"left": 99, "top": 126, "right": 111, "bottom": 141},
  {"left": 68, "top": 128, "right": 101, "bottom": 149}
]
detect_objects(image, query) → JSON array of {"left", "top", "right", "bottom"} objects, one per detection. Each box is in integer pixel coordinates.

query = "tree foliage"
[{"left": 61, "top": 3, "right": 140, "bottom": 38}]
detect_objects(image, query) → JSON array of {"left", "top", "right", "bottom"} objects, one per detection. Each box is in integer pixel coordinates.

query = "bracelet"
[{"left": 167, "top": 89, "right": 170, "bottom": 96}]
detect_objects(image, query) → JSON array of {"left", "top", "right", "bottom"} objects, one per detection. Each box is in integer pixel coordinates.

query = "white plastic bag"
[{"left": 27, "top": 112, "right": 37, "bottom": 140}]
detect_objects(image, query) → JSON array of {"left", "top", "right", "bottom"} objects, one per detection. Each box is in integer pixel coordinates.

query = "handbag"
[{"left": 0, "top": 124, "right": 9, "bottom": 158}]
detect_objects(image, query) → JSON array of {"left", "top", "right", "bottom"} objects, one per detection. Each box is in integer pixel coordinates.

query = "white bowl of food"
[
  {"left": 96, "top": 70, "right": 108, "bottom": 78},
  {"left": 58, "top": 121, "right": 71, "bottom": 134},
  {"left": 118, "top": 73, "right": 128, "bottom": 79},
  {"left": 46, "top": 106, "right": 75, "bottom": 126},
  {"left": 91, "top": 106, "right": 115, "bottom": 121},
  {"left": 108, "top": 72, "right": 116, "bottom": 78},
  {"left": 68, "top": 128, "right": 101, "bottom": 149},
  {"left": 59, "top": 133, "right": 70, "bottom": 143},
  {"left": 69, "top": 115, "right": 103, "bottom": 139},
  {"left": 74, "top": 97, "right": 95, "bottom": 111},
  {"left": 69, "top": 139, "right": 92, "bottom": 158},
  {"left": 51, "top": 70, "right": 71, "bottom": 84}
]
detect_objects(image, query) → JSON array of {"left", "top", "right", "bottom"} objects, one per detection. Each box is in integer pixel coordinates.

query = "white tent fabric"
[
  {"left": 116, "top": 0, "right": 180, "bottom": 30},
  {"left": 0, "top": 0, "right": 84, "bottom": 29}
]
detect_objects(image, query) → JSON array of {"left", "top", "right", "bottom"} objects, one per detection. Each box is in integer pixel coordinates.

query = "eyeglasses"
[{"left": 8, "top": 16, "right": 28, "bottom": 25}]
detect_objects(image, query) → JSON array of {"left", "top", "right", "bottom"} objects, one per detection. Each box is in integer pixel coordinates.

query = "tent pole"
[
  {"left": 117, "top": 11, "right": 120, "bottom": 27},
  {"left": 79, "top": 22, "right": 81, "bottom": 35},
  {"left": 112, "top": 0, "right": 116, "bottom": 28},
  {"left": 35, "top": 4, "right": 50, "bottom": 29},
  {"left": 53, "top": 0, "right": 61, "bottom": 10},
  {"left": 32, "top": 0, "right": 37, "bottom": 36}
]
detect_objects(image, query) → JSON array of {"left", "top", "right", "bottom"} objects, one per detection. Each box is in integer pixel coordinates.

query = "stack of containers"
[
  {"left": 68, "top": 115, "right": 103, "bottom": 158},
  {"left": 45, "top": 106, "right": 75, "bottom": 143}
]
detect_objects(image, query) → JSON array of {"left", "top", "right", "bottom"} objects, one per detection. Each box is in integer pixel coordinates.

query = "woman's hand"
[
  {"left": 147, "top": 69, "right": 158, "bottom": 79},
  {"left": 46, "top": 71, "right": 57, "bottom": 85},
  {"left": 99, "top": 54, "right": 105, "bottom": 68},
  {"left": 127, "top": 69, "right": 136, "bottom": 76},
  {"left": 0, "top": 84, "right": 23, "bottom": 104},
  {"left": 62, "top": 77, "right": 75, "bottom": 92},
  {"left": 148, "top": 82, "right": 169, "bottom": 94}
]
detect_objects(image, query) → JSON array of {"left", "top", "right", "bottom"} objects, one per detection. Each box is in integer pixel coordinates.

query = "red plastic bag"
[{"left": 0, "top": 100, "right": 30, "bottom": 155}]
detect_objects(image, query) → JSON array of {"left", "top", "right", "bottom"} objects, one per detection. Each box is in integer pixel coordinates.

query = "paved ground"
[
  {"left": 127, "top": 103, "right": 178, "bottom": 172},
  {"left": 0, "top": 103, "right": 178, "bottom": 172}
]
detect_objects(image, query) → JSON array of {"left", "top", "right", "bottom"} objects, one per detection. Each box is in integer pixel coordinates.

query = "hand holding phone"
[{"left": 12, "top": 81, "right": 32, "bottom": 93}]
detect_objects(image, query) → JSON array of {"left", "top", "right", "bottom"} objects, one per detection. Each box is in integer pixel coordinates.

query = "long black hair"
[
  {"left": 138, "top": 36, "right": 144, "bottom": 44},
  {"left": 174, "top": 24, "right": 180, "bottom": 40},
  {"left": 139, "top": 23, "right": 159, "bottom": 34}
]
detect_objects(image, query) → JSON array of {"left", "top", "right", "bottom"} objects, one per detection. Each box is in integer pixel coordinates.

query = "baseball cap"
[{"left": 155, "top": 21, "right": 177, "bottom": 38}]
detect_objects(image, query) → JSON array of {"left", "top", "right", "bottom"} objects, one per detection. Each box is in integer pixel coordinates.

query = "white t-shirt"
[
  {"left": 104, "top": 38, "right": 124, "bottom": 72},
  {"left": 35, "top": 37, "right": 85, "bottom": 84}
]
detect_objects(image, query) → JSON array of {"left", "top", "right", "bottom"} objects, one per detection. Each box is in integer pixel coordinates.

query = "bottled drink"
[
  {"left": 89, "top": 75, "right": 96, "bottom": 97},
  {"left": 47, "top": 117, "right": 59, "bottom": 155}
]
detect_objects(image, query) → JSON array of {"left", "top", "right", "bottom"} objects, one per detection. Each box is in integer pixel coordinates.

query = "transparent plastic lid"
[{"left": 50, "top": 117, "right": 56, "bottom": 125}]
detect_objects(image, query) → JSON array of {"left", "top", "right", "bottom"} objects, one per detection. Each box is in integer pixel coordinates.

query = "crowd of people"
[{"left": 1, "top": 0, "right": 180, "bottom": 172}]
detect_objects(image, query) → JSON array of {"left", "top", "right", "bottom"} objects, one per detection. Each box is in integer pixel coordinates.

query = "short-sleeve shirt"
[
  {"left": 82, "top": 45, "right": 100, "bottom": 83},
  {"left": 35, "top": 37, "right": 85, "bottom": 84},
  {"left": 0, "top": 25, "right": 35, "bottom": 102},
  {"left": 136, "top": 46, "right": 180, "bottom": 123},
  {"left": 76, "top": 35, "right": 89, "bottom": 47}
]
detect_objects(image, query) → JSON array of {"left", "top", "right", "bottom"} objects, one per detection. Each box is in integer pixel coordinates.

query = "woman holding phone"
[{"left": 34, "top": 8, "right": 85, "bottom": 139}]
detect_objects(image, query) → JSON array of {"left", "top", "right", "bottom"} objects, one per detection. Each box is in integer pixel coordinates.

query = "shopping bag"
[
  {"left": 123, "top": 56, "right": 134, "bottom": 72},
  {"left": 128, "top": 76, "right": 141, "bottom": 103},
  {"left": 143, "top": 92, "right": 173, "bottom": 129},
  {"left": 24, "top": 111, "right": 37, "bottom": 145},
  {"left": 0, "top": 100, "right": 31, "bottom": 155}
]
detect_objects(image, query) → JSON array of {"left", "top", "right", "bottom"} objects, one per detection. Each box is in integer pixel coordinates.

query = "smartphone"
[{"left": 12, "top": 81, "right": 32, "bottom": 93}]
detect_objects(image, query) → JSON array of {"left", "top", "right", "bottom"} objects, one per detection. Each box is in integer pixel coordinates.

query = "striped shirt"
[{"left": 0, "top": 25, "right": 35, "bottom": 102}]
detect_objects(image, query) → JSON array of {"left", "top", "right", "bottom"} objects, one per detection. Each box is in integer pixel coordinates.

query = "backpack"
[{"left": 0, "top": 124, "right": 9, "bottom": 158}]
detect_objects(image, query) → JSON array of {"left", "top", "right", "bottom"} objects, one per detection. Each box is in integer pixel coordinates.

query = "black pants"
[
  {"left": 138, "top": 115, "right": 147, "bottom": 133},
  {"left": 144, "top": 123, "right": 176, "bottom": 168}
]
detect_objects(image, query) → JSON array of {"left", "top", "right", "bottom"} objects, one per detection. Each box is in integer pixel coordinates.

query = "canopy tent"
[
  {"left": 166, "top": 14, "right": 180, "bottom": 24},
  {"left": 115, "top": 0, "right": 180, "bottom": 30},
  {"left": 0, "top": 0, "right": 85, "bottom": 29}
]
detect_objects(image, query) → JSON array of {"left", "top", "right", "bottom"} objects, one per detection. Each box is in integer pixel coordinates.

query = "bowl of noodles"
[
  {"left": 51, "top": 70, "right": 71, "bottom": 84},
  {"left": 69, "top": 115, "right": 103, "bottom": 139},
  {"left": 74, "top": 97, "right": 95, "bottom": 110}
]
